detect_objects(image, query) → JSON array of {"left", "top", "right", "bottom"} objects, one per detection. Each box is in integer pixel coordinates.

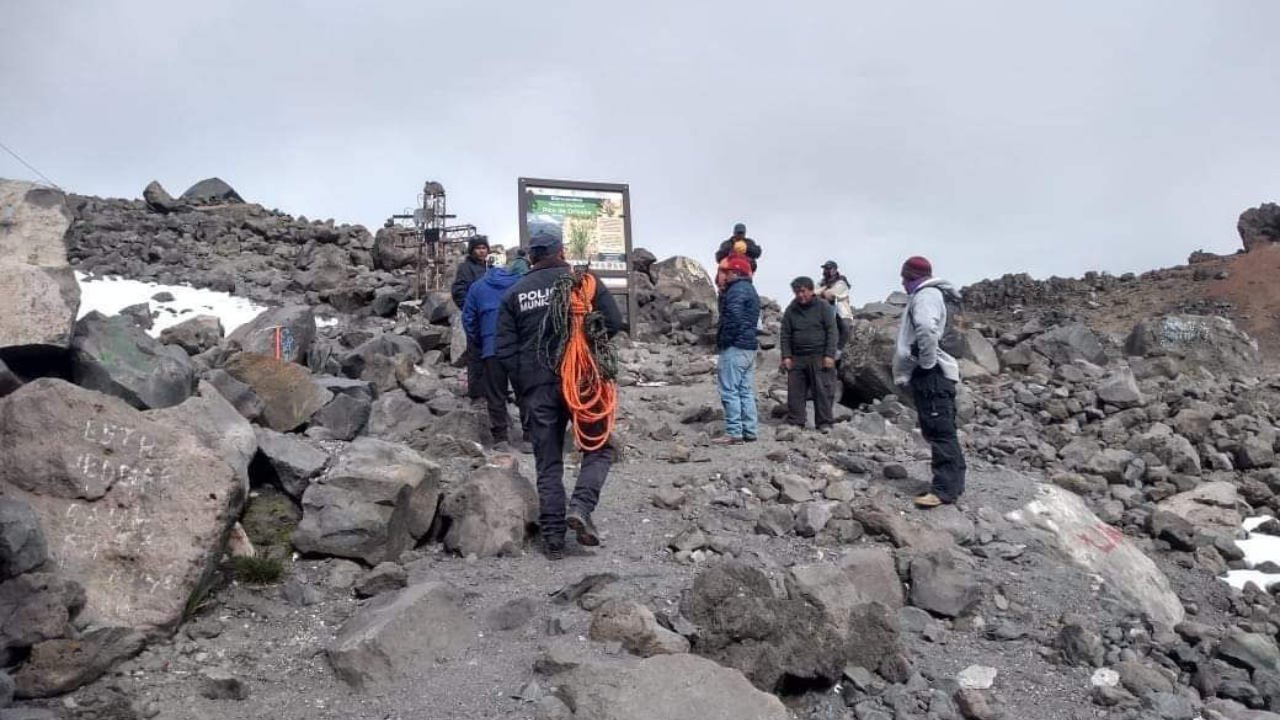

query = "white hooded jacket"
[{"left": 892, "top": 278, "right": 961, "bottom": 385}]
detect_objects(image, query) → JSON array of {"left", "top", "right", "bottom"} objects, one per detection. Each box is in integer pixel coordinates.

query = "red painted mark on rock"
[{"left": 1077, "top": 524, "right": 1125, "bottom": 554}]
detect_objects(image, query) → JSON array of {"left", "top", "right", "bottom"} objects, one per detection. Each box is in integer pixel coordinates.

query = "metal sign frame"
[{"left": 517, "top": 177, "right": 637, "bottom": 332}]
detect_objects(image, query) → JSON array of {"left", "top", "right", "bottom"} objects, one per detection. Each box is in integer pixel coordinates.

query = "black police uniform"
[{"left": 495, "top": 248, "right": 622, "bottom": 548}]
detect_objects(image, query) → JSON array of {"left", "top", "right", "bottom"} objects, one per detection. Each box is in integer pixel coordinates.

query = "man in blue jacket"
[
  {"left": 462, "top": 258, "right": 529, "bottom": 449},
  {"left": 715, "top": 254, "right": 761, "bottom": 444}
]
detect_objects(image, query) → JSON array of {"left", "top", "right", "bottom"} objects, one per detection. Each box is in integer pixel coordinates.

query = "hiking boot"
[
  {"left": 518, "top": 440, "right": 534, "bottom": 454},
  {"left": 567, "top": 509, "right": 600, "bottom": 547},
  {"left": 743, "top": 435, "right": 758, "bottom": 443},
  {"left": 713, "top": 435, "right": 744, "bottom": 446},
  {"left": 543, "top": 542, "right": 565, "bottom": 561},
  {"left": 914, "top": 493, "right": 944, "bottom": 509}
]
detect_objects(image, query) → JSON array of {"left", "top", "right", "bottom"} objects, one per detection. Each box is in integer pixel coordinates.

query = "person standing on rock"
[
  {"left": 781, "top": 276, "right": 838, "bottom": 432},
  {"left": 496, "top": 230, "right": 623, "bottom": 560},
  {"left": 715, "top": 255, "right": 761, "bottom": 444},
  {"left": 715, "top": 223, "right": 762, "bottom": 271},
  {"left": 892, "top": 255, "right": 967, "bottom": 508},
  {"left": 462, "top": 260, "right": 531, "bottom": 452},
  {"left": 818, "top": 260, "right": 854, "bottom": 354},
  {"left": 452, "top": 236, "right": 491, "bottom": 402}
]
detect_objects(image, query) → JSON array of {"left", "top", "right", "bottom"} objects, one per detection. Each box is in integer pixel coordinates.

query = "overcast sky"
[{"left": 5, "top": 1, "right": 1280, "bottom": 303}]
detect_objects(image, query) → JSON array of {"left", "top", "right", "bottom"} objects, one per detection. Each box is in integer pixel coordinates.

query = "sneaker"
[
  {"left": 566, "top": 509, "right": 600, "bottom": 547},
  {"left": 713, "top": 436, "right": 744, "bottom": 446},
  {"left": 914, "top": 493, "right": 944, "bottom": 509}
]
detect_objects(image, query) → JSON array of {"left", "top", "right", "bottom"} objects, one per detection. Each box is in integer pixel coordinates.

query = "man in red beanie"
[
  {"left": 893, "top": 256, "right": 966, "bottom": 508},
  {"left": 714, "top": 254, "right": 760, "bottom": 444}
]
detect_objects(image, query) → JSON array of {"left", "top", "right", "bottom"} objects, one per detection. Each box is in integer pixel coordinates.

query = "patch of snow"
[
  {"left": 1223, "top": 515, "right": 1280, "bottom": 591},
  {"left": 1090, "top": 668, "right": 1119, "bottom": 688},
  {"left": 75, "top": 272, "right": 267, "bottom": 337},
  {"left": 316, "top": 316, "right": 340, "bottom": 328}
]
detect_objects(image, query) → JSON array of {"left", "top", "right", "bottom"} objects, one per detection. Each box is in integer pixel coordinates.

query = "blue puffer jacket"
[
  {"left": 462, "top": 268, "right": 522, "bottom": 358},
  {"left": 717, "top": 277, "right": 761, "bottom": 351}
]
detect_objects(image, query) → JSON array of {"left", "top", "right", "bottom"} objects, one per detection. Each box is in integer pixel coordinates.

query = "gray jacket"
[{"left": 893, "top": 278, "right": 961, "bottom": 385}]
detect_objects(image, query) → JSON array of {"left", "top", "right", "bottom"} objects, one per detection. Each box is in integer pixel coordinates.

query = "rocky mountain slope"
[{"left": 5, "top": 178, "right": 1280, "bottom": 720}]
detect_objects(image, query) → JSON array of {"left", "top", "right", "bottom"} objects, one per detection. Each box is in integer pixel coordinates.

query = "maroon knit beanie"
[{"left": 901, "top": 256, "right": 933, "bottom": 280}]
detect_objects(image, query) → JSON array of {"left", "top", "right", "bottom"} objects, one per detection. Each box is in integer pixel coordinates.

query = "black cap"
[
  {"left": 467, "top": 235, "right": 489, "bottom": 252},
  {"left": 733, "top": 223, "right": 746, "bottom": 235},
  {"left": 822, "top": 260, "right": 838, "bottom": 270},
  {"left": 529, "top": 229, "right": 563, "bottom": 251}
]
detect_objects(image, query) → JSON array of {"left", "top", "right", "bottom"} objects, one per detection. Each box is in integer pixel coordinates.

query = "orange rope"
[{"left": 559, "top": 273, "right": 617, "bottom": 452}]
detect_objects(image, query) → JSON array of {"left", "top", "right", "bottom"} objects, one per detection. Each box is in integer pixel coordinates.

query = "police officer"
[{"left": 496, "top": 230, "right": 622, "bottom": 560}]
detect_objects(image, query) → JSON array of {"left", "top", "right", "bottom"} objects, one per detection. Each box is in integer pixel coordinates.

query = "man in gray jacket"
[{"left": 892, "top": 256, "right": 966, "bottom": 508}]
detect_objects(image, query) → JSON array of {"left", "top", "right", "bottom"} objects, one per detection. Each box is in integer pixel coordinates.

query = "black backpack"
[{"left": 913, "top": 286, "right": 966, "bottom": 358}]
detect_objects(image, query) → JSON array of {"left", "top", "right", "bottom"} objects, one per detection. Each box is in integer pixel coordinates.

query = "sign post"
[{"left": 518, "top": 177, "right": 637, "bottom": 332}]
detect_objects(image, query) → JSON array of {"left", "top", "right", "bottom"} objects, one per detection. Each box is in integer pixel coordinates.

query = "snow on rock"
[
  {"left": 75, "top": 273, "right": 335, "bottom": 336},
  {"left": 1224, "top": 516, "right": 1280, "bottom": 591}
]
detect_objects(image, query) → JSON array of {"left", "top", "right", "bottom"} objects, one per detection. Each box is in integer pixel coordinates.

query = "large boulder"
[
  {"left": 372, "top": 227, "right": 417, "bottom": 271},
  {"left": 784, "top": 548, "right": 904, "bottom": 632},
  {"left": 327, "top": 580, "right": 475, "bottom": 690},
  {"left": 1239, "top": 202, "right": 1280, "bottom": 252},
  {"left": 439, "top": 457, "right": 538, "bottom": 558},
  {"left": 226, "top": 305, "right": 316, "bottom": 365},
  {"left": 292, "top": 438, "right": 441, "bottom": 565},
  {"left": 366, "top": 390, "right": 434, "bottom": 442},
  {"left": 589, "top": 598, "right": 690, "bottom": 657},
  {"left": 0, "top": 180, "right": 80, "bottom": 353},
  {"left": 1124, "top": 315, "right": 1260, "bottom": 376},
  {"left": 1007, "top": 484, "right": 1184, "bottom": 630},
  {"left": 0, "top": 498, "right": 48, "bottom": 580},
  {"left": 0, "top": 571, "right": 85, "bottom": 656},
  {"left": 1032, "top": 324, "right": 1107, "bottom": 366},
  {"left": 142, "top": 180, "right": 181, "bottom": 213},
  {"left": 0, "top": 379, "right": 244, "bottom": 633},
  {"left": 148, "top": 380, "right": 258, "bottom": 489},
  {"left": 957, "top": 329, "right": 1001, "bottom": 376},
  {"left": 158, "top": 315, "right": 224, "bottom": 356},
  {"left": 1156, "top": 482, "right": 1242, "bottom": 535},
  {"left": 547, "top": 653, "right": 790, "bottom": 720},
  {"left": 837, "top": 322, "right": 900, "bottom": 405},
  {"left": 908, "top": 550, "right": 983, "bottom": 618},
  {"left": 179, "top": 177, "right": 244, "bottom": 205},
  {"left": 71, "top": 311, "right": 195, "bottom": 410},
  {"left": 222, "top": 352, "right": 332, "bottom": 432},
  {"left": 340, "top": 333, "right": 423, "bottom": 379},
  {"left": 650, "top": 256, "right": 717, "bottom": 307},
  {"left": 680, "top": 560, "right": 901, "bottom": 692},
  {"left": 310, "top": 392, "right": 371, "bottom": 441},
  {"left": 253, "top": 427, "right": 329, "bottom": 499},
  {"left": 14, "top": 626, "right": 146, "bottom": 699}
]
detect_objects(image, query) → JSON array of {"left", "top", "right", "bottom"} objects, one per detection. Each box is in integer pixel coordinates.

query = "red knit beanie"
[
  {"left": 723, "top": 254, "right": 753, "bottom": 278},
  {"left": 901, "top": 256, "right": 933, "bottom": 280}
]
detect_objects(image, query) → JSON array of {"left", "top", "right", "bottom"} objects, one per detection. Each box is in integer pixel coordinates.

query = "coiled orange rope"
[{"left": 559, "top": 273, "right": 617, "bottom": 451}]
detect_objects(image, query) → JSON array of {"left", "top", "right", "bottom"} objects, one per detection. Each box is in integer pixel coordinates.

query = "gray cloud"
[{"left": 5, "top": 0, "right": 1280, "bottom": 303}]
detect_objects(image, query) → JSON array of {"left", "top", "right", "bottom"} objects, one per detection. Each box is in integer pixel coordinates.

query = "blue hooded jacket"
[{"left": 462, "top": 267, "right": 522, "bottom": 358}]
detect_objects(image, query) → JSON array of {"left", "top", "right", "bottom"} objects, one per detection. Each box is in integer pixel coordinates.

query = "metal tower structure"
[{"left": 388, "top": 181, "right": 480, "bottom": 298}]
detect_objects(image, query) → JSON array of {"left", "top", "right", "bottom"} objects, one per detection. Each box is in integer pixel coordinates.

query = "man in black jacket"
[
  {"left": 781, "top": 276, "right": 838, "bottom": 431},
  {"left": 496, "top": 231, "right": 622, "bottom": 560},
  {"left": 714, "top": 223, "right": 762, "bottom": 271},
  {"left": 452, "top": 236, "right": 490, "bottom": 400}
]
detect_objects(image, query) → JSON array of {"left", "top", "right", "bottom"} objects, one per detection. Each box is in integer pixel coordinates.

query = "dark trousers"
[
  {"left": 910, "top": 366, "right": 966, "bottom": 502},
  {"left": 523, "top": 383, "right": 613, "bottom": 544},
  {"left": 786, "top": 355, "right": 836, "bottom": 428},
  {"left": 465, "top": 341, "right": 485, "bottom": 399},
  {"left": 483, "top": 357, "right": 529, "bottom": 443}
]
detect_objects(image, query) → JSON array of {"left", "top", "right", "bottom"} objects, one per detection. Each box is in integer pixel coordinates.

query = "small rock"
[
  {"left": 354, "top": 562, "right": 408, "bottom": 598},
  {"left": 199, "top": 668, "right": 248, "bottom": 701},
  {"left": 957, "top": 665, "right": 998, "bottom": 690}
]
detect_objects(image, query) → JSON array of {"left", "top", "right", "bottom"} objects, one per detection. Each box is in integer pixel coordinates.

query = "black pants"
[
  {"left": 786, "top": 355, "right": 835, "bottom": 429},
  {"left": 836, "top": 318, "right": 852, "bottom": 354},
  {"left": 523, "top": 383, "right": 613, "bottom": 545},
  {"left": 910, "top": 366, "right": 966, "bottom": 502},
  {"left": 466, "top": 341, "right": 485, "bottom": 400},
  {"left": 483, "top": 357, "right": 529, "bottom": 443}
]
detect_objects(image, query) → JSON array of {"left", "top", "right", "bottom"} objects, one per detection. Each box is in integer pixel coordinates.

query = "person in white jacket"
[
  {"left": 819, "top": 260, "right": 853, "bottom": 353},
  {"left": 892, "top": 255, "right": 966, "bottom": 508}
]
